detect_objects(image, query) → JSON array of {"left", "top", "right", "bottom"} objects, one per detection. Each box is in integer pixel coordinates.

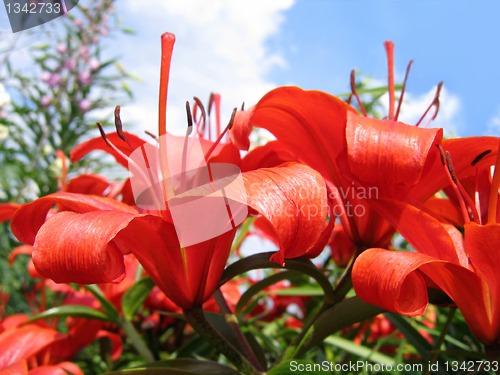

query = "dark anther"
[
  {"left": 185, "top": 101, "right": 193, "bottom": 135},
  {"left": 114, "top": 105, "right": 126, "bottom": 142},
  {"left": 394, "top": 59, "right": 414, "bottom": 121},
  {"left": 471, "top": 150, "right": 492, "bottom": 166},
  {"left": 193, "top": 96, "right": 206, "bottom": 126},
  {"left": 208, "top": 93, "right": 214, "bottom": 115},
  {"left": 228, "top": 108, "right": 237, "bottom": 130},
  {"left": 445, "top": 151, "right": 458, "bottom": 184},
  {"left": 241, "top": 102, "right": 245, "bottom": 111},
  {"left": 145, "top": 131, "right": 158, "bottom": 140},
  {"left": 96, "top": 122, "right": 111, "bottom": 147},
  {"left": 436, "top": 144, "right": 446, "bottom": 166}
]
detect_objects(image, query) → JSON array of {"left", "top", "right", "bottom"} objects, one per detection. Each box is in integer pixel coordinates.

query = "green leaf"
[
  {"left": 294, "top": 297, "right": 384, "bottom": 358},
  {"left": 26, "top": 305, "right": 110, "bottom": 323},
  {"left": 121, "top": 28, "right": 136, "bottom": 35},
  {"left": 221, "top": 252, "right": 334, "bottom": 304},
  {"left": 265, "top": 286, "right": 324, "bottom": 297},
  {"left": 104, "top": 359, "right": 241, "bottom": 375},
  {"left": 337, "top": 84, "right": 404, "bottom": 97},
  {"left": 84, "top": 284, "right": 120, "bottom": 324},
  {"left": 268, "top": 360, "right": 330, "bottom": 374},
  {"left": 236, "top": 271, "right": 299, "bottom": 315},
  {"left": 324, "top": 336, "right": 395, "bottom": 365},
  {"left": 385, "top": 313, "right": 431, "bottom": 361},
  {"left": 122, "top": 277, "right": 155, "bottom": 320}
]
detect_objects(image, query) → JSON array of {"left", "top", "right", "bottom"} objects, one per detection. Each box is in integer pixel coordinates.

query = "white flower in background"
[
  {"left": 0, "top": 124, "right": 8, "bottom": 141},
  {"left": 0, "top": 83, "right": 10, "bottom": 107},
  {"left": 49, "top": 156, "right": 63, "bottom": 177},
  {"left": 43, "top": 144, "right": 53, "bottom": 156}
]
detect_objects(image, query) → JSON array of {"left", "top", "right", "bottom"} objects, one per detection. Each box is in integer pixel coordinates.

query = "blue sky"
[
  {"left": 2, "top": 0, "right": 499, "bottom": 138},
  {"left": 267, "top": 0, "right": 500, "bottom": 137}
]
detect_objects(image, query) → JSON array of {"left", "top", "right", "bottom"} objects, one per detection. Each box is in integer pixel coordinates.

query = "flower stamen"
[
  {"left": 394, "top": 59, "right": 414, "bottom": 121},
  {"left": 415, "top": 81, "right": 443, "bottom": 128},
  {"left": 472, "top": 150, "right": 492, "bottom": 166},
  {"left": 487, "top": 141, "right": 500, "bottom": 224},
  {"left": 350, "top": 69, "right": 367, "bottom": 116},
  {"left": 384, "top": 40, "right": 395, "bottom": 120}
]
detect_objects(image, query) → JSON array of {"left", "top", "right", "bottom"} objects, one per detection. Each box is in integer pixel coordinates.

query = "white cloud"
[
  {"left": 375, "top": 85, "right": 462, "bottom": 137},
  {"left": 486, "top": 111, "right": 500, "bottom": 136},
  {"left": 112, "top": 0, "right": 294, "bottom": 136}
]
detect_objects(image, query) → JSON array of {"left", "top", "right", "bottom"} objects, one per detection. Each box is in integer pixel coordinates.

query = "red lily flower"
[
  {"left": 0, "top": 320, "right": 66, "bottom": 372},
  {"left": 352, "top": 140, "right": 500, "bottom": 346},
  {"left": 232, "top": 41, "right": 500, "bottom": 260},
  {"left": 11, "top": 33, "right": 327, "bottom": 309}
]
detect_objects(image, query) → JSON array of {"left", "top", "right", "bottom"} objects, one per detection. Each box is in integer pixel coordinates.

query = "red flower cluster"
[{"left": 4, "top": 32, "right": 500, "bottom": 371}]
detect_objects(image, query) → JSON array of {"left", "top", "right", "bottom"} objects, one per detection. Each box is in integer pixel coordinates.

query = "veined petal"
[
  {"left": 32, "top": 211, "right": 138, "bottom": 284},
  {"left": 111, "top": 215, "right": 192, "bottom": 308},
  {"left": 70, "top": 132, "right": 148, "bottom": 168},
  {"left": 368, "top": 198, "right": 468, "bottom": 266},
  {"left": 346, "top": 112, "right": 442, "bottom": 191},
  {"left": 353, "top": 249, "right": 495, "bottom": 344},
  {"left": 0, "top": 360, "right": 27, "bottom": 375},
  {"left": 244, "top": 163, "right": 328, "bottom": 265},
  {"left": 412, "top": 137, "right": 500, "bottom": 202},
  {"left": 241, "top": 141, "right": 296, "bottom": 172},
  {"left": 0, "top": 325, "right": 65, "bottom": 370},
  {"left": 229, "top": 106, "right": 255, "bottom": 151},
  {"left": 66, "top": 174, "right": 111, "bottom": 196},
  {"left": 11, "top": 192, "right": 137, "bottom": 246},
  {"left": 188, "top": 229, "right": 236, "bottom": 305},
  {"left": 0, "top": 203, "right": 20, "bottom": 223},
  {"left": 423, "top": 197, "right": 464, "bottom": 227},
  {"left": 250, "top": 86, "right": 357, "bottom": 188},
  {"left": 464, "top": 223, "right": 500, "bottom": 321},
  {"left": 170, "top": 162, "right": 328, "bottom": 265}
]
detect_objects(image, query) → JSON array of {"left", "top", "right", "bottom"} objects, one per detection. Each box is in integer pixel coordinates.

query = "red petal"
[
  {"left": 412, "top": 137, "right": 500, "bottom": 202},
  {"left": 241, "top": 141, "right": 296, "bottom": 172},
  {"left": 368, "top": 198, "right": 468, "bottom": 266},
  {"left": 0, "top": 360, "right": 27, "bottom": 375},
  {"left": 243, "top": 163, "right": 328, "bottom": 264},
  {"left": 8, "top": 246, "right": 32, "bottom": 265},
  {"left": 346, "top": 112, "right": 442, "bottom": 194},
  {"left": 66, "top": 174, "right": 110, "bottom": 196},
  {"left": 464, "top": 223, "right": 500, "bottom": 320},
  {"left": 229, "top": 106, "right": 255, "bottom": 151},
  {"left": 11, "top": 192, "right": 137, "bottom": 246},
  {"left": 250, "top": 86, "right": 357, "bottom": 188},
  {"left": 114, "top": 215, "right": 234, "bottom": 309},
  {"left": 423, "top": 197, "right": 465, "bottom": 227},
  {"left": 0, "top": 203, "right": 21, "bottom": 223},
  {"left": 70, "top": 132, "right": 148, "bottom": 168},
  {"left": 253, "top": 216, "right": 279, "bottom": 246},
  {"left": 0, "top": 325, "right": 65, "bottom": 370},
  {"left": 353, "top": 249, "right": 495, "bottom": 344},
  {"left": 28, "top": 362, "right": 83, "bottom": 375},
  {"left": 95, "top": 330, "right": 123, "bottom": 361},
  {"left": 32, "top": 211, "right": 138, "bottom": 284}
]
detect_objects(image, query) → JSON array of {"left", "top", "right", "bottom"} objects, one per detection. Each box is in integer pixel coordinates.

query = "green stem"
[
  {"left": 183, "top": 305, "right": 264, "bottom": 375},
  {"left": 423, "top": 307, "right": 456, "bottom": 375},
  {"left": 274, "top": 302, "right": 329, "bottom": 365},
  {"left": 274, "top": 245, "right": 365, "bottom": 365},
  {"left": 231, "top": 217, "right": 256, "bottom": 254},
  {"left": 214, "top": 289, "right": 264, "bottom": 371},
  {"left": 120, "top": 318, "right": 154, "bottom": 363}
]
